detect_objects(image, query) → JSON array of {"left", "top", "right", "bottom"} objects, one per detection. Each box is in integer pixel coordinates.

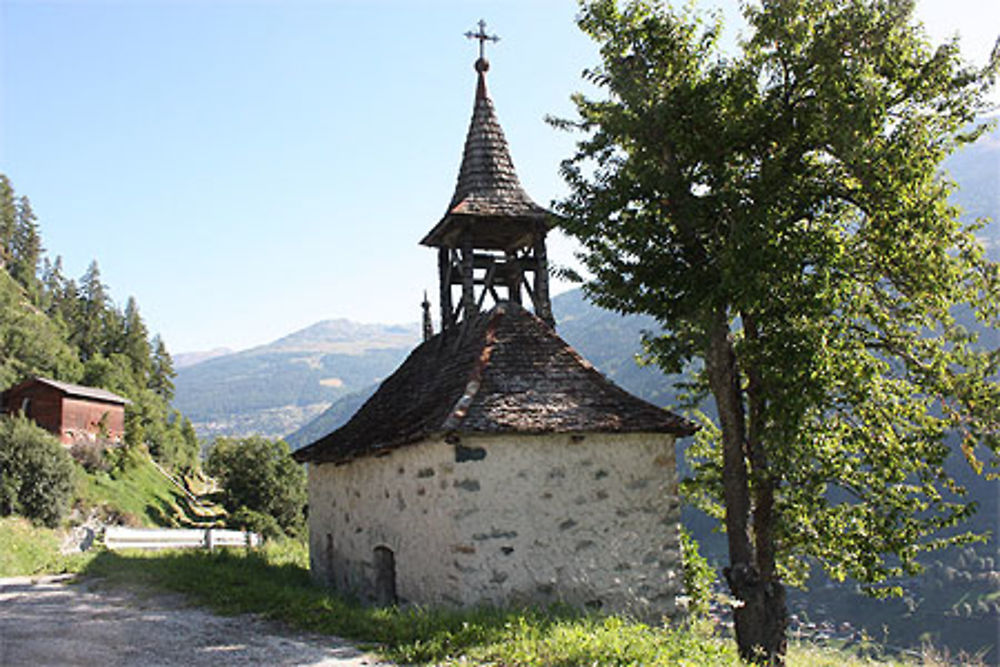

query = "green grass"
[
  {"left": 79, "top": 542, "right": 919, "bottom": 666},
  {"left": 0, "top": 517, "right": 95, "bottom": 577},
  {"left": 74, "top": 448, "right": 224, "bottom": 528}
]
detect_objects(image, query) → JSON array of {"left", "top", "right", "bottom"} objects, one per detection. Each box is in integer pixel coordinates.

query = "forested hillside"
[
  {"left": 0, "top": 174, "right": 198, "bottom": 472},
  {"left": 173, "top": 321, "right": 419, "bottom": 438}
]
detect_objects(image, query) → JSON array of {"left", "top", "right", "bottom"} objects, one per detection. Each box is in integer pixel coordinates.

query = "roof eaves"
[{"left": 34, "top": 377, "right": 131, "bottom": 405}]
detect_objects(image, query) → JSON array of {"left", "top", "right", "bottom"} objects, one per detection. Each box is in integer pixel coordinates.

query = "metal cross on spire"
[{"left": 465, "top": 19, "right": 499, "bottom": 60}]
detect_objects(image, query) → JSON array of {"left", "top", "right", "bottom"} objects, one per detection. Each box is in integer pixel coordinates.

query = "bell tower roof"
[
  {"left": 420, "top": 48, "right": 551, "bottom": 251},
  {"left": 427, "top": 21, "right": 555, "bottom": 331}
]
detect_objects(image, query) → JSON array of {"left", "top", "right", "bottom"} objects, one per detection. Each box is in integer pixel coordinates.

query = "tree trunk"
[
  {"left": 706, "top": 312, "right": 787, "bottom": 665},
  {"left": 744, "top": 313, "right": 788, "bottom": 664}
]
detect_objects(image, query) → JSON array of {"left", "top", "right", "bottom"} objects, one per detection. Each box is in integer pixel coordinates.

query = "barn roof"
[
  {"left": 293, "top": 303, "right": 693, "bottom": 465},
  {"left": 6, "top": 377, "right": 130, "bottom": 405},
  {"left": 419, "top": 58, "right": 551, "bottom": 251}
]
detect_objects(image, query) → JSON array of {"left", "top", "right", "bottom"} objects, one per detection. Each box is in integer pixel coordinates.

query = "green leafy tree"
[
  {"left": 555, "top": 0, "right": 1000, "bottom": 663},
  {"left": 81, "top": 352, "right": 138, "bottom": 399},
  {"left": 0, "top": 414, "right": 74, "bottom": 527},
  {"left": 206, "top": 436, "right": 306, "bottom": 538},
  {"left": 145, "top": 409, "right": 199, "bottom": 474},
  {"left": 179, "top": 416, "right": 199, "bottom": 462}
]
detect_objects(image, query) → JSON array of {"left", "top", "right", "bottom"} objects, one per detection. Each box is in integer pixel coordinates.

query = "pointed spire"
[
  {"left": 446, "top": 58, "right": 538, "bottom": 216},
  {"left": 420, "top": 33, "right": 550, "bottom": 251}
]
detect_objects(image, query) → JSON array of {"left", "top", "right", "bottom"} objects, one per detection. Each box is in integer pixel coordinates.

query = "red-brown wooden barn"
[{"left": 0, "top": 377, "right": 129, "bottom": 445}]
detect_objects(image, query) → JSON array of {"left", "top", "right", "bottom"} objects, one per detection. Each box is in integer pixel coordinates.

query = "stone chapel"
[{"left": 293, "top": 26, "right": 693, "bottom": 620}]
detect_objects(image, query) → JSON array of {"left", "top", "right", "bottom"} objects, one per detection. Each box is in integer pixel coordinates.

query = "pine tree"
[
  {"left": 0, "top": 175, "right": 16, "bottom": 270},
  {"left": 149, "top": 334, "right": 176, "bottom": 401},
  {"left": 10, "top": 196, "right": 42, "bottom": 299},
  {"left": 122, "top": 296, "right": 152, "bottom": 382},
  {"left": 74, "top": 260, "right": 109, "bottom": 361}
]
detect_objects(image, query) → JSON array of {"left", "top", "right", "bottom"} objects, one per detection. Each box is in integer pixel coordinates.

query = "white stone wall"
[{"left": 306, "top": 432, "right": 682, "bottom": 620}]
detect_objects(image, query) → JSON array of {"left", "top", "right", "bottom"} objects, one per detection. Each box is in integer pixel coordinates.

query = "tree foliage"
[
  {"left": 0, "top": 175, "right": 42, "bottom": 300},
  {"left": 0, "top": 271, "right": 82, "bottom": 389},
  {"left": 0, "top": 173, "right": 196, "bottom": 474},
  {"left": 205, "top": 436, "right": 307, "bottom": 538},
  {"left": 555, "top": 0, "right": 1000, "bottom": 662},
  {"left": 0, "top": 414, "right": 74, "bottom": 527}
]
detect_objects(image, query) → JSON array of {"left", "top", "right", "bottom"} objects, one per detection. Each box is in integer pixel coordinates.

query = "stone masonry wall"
[{"left": 306, "top": 432, "right": 682, "bottom": 620}]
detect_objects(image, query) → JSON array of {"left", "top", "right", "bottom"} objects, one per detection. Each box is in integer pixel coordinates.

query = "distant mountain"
[
  {"left": 551, "top": 288, "right": 678, "bottom": 405},
  {"left": 946, "top": 125, "right": 1000, "bottom": 255},
  {"left": 282, "top": 289, "right": 681, "bottom": 450},
  {"left": 284, "top": 384, "right": 379, "bottom": 451},
  {"left": 173, "top": 348, "right": 233, "bottom": 369},
  {"left": 172, "top": 320, "right": 420, "bottom": 439},
  {"left": 264, "top": 319, "right": 418, "bottom": 354}
]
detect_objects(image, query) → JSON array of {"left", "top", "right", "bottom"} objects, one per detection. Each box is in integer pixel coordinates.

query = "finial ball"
[{"left": 475, "top": 57, "right": 490, "bottom": 73}]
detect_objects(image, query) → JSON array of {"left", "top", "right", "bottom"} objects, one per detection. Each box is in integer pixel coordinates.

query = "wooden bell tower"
[{"left": 420, "top": 21, "right": 554, "bottom": 331}]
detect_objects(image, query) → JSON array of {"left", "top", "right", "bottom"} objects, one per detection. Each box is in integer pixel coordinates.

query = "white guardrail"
[{"left": 104, "top": 527, "right": 262, "bottom": 551}]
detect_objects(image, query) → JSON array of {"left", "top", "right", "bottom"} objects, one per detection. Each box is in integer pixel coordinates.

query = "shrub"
[
  {"left": 206, "top": 436, "right": 306, "bottom": 538},
  {"left": 680, "top": 527, "right": 714, "bottom": 616},
  {"left": 229, "top": 506, "right": 283, "bottom": 540},
  {"left": 104, "top": 443, "right": 144, "bottom": 476},
  {"left": 69, "top": 440, "right": 109, "bottom": 473},
  {"left": 0, "top": 414, "right": 74, "bottom": 526}
]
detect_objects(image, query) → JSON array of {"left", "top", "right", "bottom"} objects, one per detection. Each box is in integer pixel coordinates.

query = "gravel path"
[{"left": 0, "top": 575, "right": 391, "bottom": 666}]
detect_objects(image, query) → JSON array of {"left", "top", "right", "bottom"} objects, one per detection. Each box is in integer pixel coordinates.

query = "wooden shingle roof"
[
  {"left": 420, "top": 59, "right": 551, "bottom": 251},
  {"left": 293, "top": 303, "right": 694, "bottom": 465}
]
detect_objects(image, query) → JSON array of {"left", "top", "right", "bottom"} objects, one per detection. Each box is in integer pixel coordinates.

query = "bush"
[
  {"left": 205, "top": 436, "right": 306, "bottom": 538},
  {"left": 680, "top": 527, "right": 714, "bottom": 616},
  {"left": 0, "top": 414, "right": 74, "bottom": 527},
  {"left": 229, "top": 506, "right": 283, "bottom": 541},
  {"left": 69, "top": 440, "right": 109, "bottom": 473}
]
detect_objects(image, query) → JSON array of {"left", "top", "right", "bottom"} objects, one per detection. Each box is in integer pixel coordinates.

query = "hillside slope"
[
  {"left": 0, "top": 269, "right": 82, "bottom": 389},
  {"left": 173, "top": 320, "right": 419, "bottom": 438}
]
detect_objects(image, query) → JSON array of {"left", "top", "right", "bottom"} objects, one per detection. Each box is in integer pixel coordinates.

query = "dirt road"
[{"left": 0, "top": 575, "right": 389, "bottom": 666}]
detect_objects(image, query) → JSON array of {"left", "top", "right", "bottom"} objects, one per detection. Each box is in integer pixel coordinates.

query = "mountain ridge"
[{"left": 172, "top": 319, "right": 421, "bottom": 439}]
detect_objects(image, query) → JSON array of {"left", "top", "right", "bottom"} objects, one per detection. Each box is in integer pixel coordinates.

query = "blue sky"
[{"left": 2, "top": 0, "right": 998, "bottom": 354}]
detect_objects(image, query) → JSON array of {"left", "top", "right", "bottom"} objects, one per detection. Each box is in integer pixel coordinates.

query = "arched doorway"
[{"left": 373, "top": 546, "right": 397, "bottom": 606}]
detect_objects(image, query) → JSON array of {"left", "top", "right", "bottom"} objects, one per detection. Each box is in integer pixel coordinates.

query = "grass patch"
[
  {"left": 0, "top": 517, "right": 95, "bottom": 577},
  {"left": 74, "top": 448, "right": 223, "bottom": 528},
  {"left": 80, "top": 542, "right": 921, "bottom": 665}
]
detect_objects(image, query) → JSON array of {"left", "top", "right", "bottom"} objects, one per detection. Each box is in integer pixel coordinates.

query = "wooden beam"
[
  {"left": 438, "top": 248, "right": 453, "bottom": 330},
  {"left": 533, "top": 234, "right": 554, "bottom": 327},
  {"left": 461, "top": 236, "right": 476, "bottom": 323}
]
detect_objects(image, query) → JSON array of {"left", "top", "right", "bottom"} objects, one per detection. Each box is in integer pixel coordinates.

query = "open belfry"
[{"left": 293, "top": 22, "right": 693, "bottom": 619}]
